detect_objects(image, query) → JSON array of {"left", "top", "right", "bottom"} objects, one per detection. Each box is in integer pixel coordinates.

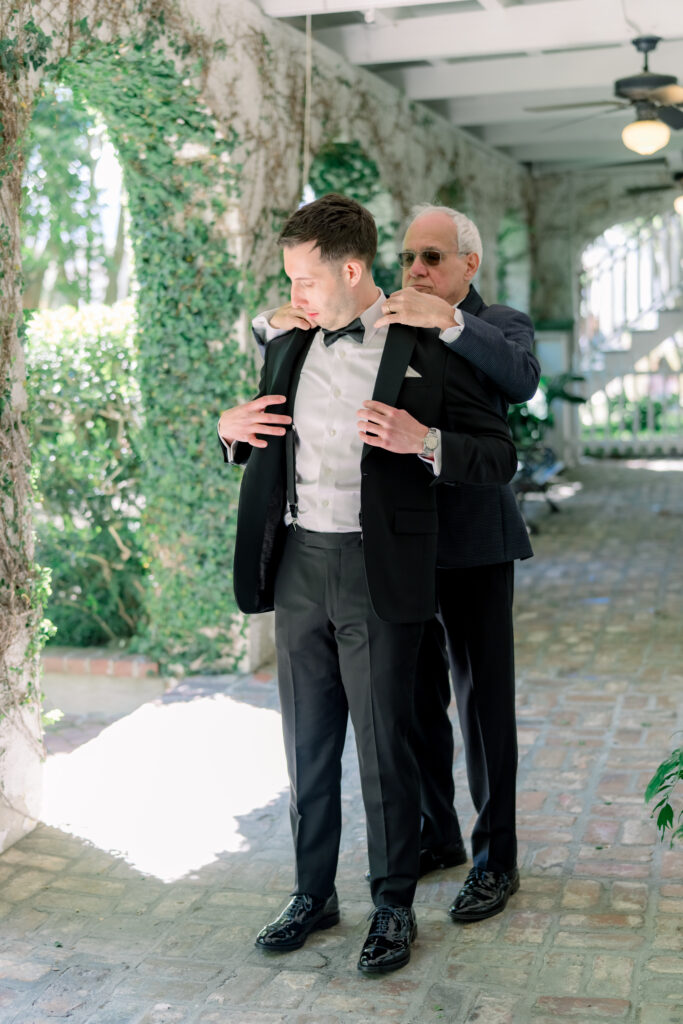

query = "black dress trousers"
[
  {"left": 273, "top": 526, "right": 423, "bottom": 908},
  {"left": 414, "top": 561, "right": 518, "bottom": 874}
]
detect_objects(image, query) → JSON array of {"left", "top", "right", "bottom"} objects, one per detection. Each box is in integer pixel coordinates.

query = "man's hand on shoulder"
[
  {"left": 218, "top": 395, "right": 291, "bottom": 449},
  {"left": 269, "top": 303, "right": 316, "bottom": 332},
  {"left": 374, "top": 288, "right": 457, "bottom": 332}
]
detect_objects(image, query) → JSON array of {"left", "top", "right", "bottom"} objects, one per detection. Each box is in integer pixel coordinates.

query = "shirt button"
[
  {"left": 332, "top": 387, "right": 341, "bottom": 397},
  {"left": 322, "top": 499, "right": 329, "bottom": 507},
  {"left": 329, "top": 428, "right": 336, "bottom": 436}
]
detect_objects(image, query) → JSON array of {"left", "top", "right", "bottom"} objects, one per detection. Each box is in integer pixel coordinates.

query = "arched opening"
[
  {"left": 24, "top": 33, "right": 256, "bottom": 675},
  {"left": 578, "top": 213, "right": 683, "bottom": 456},
  {"left": 23, "top": 82, "right": 142, "bottom": 649}
]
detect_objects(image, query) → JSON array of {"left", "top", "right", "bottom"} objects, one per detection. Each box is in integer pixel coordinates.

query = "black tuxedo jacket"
[
  {"left": 228, "top": 322, "right": 517, "bottom": 623},
  {"left": 436, "top": 286, "right": 539, "bottom": 568}
]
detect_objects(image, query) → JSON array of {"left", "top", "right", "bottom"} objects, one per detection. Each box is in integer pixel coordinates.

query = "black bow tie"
[{"left": 321, "top": 317, "right": 365, "bottom": 347}]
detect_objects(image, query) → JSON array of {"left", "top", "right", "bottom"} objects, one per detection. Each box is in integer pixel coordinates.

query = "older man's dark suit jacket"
[
  {"left": 437, "top": 286, "right": 539, "bottom": 567},
  {"left": 227, "top": 321, "right": 518, "bottom": 624}
]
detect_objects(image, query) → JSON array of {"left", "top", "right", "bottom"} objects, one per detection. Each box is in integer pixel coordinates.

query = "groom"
[{"left": 217, "top": 193, "right": 517, "bottom": 973}]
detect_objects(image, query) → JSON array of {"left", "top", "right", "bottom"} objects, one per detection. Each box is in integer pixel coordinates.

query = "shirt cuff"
[
  {"left": 252, "top": 309, "right": 289, "bottom": 343},
  {"left": 439, "top": 306, "right": 465, "bottom": 344},
  {"left": 417, "top": 428, "right": 442, "bottom": 475},
  {"left": 217, "top": 424, "right": 240, "bottom": 463}
]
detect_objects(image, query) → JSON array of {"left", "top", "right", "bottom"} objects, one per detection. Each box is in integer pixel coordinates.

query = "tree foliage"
[
  {"left": 21, "top": 82, "right": 111, "bottom": 309},
  {"left": 26, "top": 302, "right": 145, "bottom": 646}
]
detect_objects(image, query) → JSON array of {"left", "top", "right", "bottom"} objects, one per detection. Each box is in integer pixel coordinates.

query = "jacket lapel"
[
  {"left": 268, "top": 329, "right": 316, "bottom": 416},
  {"left": 362, "top": 323, "right": 416, "bottom": 460},
  {"left": 460, "top": 285, "right": 486, "bottom": 316}
]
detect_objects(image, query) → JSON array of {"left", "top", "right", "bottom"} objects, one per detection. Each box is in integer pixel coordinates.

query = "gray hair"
[{"left": 408, "top": 204, "right": 483, "bottom": 264}]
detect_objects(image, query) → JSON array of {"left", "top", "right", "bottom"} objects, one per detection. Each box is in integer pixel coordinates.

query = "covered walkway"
[{"left": 0, "top": 460, "right": 681, "bottom": 1023}]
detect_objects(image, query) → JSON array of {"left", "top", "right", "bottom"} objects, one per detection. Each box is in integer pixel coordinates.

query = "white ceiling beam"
[
  {"left": 379, "top": 40, "right": 683, "bottom": 102},
  {"left": 314, "top": 0, "right": 683, "bottom": 66},
  {"left": 258, "top": 0, "right": 470, "bottom": 16},
  {"left": 504, "top": 138, "right": 675, "bottom": 164}
]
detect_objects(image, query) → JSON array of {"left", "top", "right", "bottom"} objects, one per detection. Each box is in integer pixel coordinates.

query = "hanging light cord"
[{"left": 302, "top": 14, "right": 313, "bottom": 194}]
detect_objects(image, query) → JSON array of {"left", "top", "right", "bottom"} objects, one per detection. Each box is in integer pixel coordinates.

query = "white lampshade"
[
  {"left": 621, "top": 118, "right": 671, "bottom": 156},
  {"left": 674, "top": 193, "right": 683, "bottom": 216}
]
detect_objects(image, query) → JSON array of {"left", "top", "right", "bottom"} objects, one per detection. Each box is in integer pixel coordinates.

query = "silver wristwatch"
[{"left": 422, "top": 427, "right": 439, "bottom": 456}]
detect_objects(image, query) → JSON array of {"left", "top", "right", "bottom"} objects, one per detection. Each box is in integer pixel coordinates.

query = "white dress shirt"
[{"left": 288, "top": 291, "right": 387, "bottom": 531}]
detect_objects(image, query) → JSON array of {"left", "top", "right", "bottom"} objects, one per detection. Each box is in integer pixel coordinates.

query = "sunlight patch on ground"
[
  {"left": 623, "top": 459, "right": 683, "bottom": 472},
  {"left": 524, "top": 480, "right": 583, "bottom": 503},
  {"left": 41, "top": 695, "right": 288, "bottom": 882}
]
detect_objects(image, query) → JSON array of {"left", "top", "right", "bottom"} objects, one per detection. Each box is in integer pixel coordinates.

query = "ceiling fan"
[{"left": 526, "top": 36, "right": 683, "bottom": 153}]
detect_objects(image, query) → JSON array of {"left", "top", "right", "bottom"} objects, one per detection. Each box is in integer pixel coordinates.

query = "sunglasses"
[{"left": 397, "top": 249, "right": 468, "bottom": 269}]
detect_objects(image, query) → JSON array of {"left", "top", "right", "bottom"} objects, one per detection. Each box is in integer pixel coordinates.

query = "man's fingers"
[
  {"left": 359, "top": 400, "right": 392, "bottom": 419},
  {"left": 252, "top": 423, "right": 288, "bottom": 435},
  {"left": 373, "top": 314, "right": 397, "bottom": 328},
  {"left": 358, "top": 430, "right": 383, "bottom": 446},
  {"left": 255, "top": 413, "right": 291, "bottom": 425},
  {"left": 253, "top": 394, "right": 288, "bottom": 408}
]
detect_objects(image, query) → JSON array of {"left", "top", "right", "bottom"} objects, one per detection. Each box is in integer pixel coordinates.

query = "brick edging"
[{"left": 41, "top": 651, "right": 160, "bottom": 678}]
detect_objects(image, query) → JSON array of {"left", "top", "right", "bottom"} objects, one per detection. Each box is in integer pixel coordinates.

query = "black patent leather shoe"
[
  {"left": 419, "top": 838, "right": 467, "bottom": 877},
  {"left": 255, "top": 890, "right": 339, "bottom": 951},
  {"left": 448, "top": 866, "right": 520, "bottom": 922},
  {"left": 357, "top": 905, "right": 417, "bottom": 974}
]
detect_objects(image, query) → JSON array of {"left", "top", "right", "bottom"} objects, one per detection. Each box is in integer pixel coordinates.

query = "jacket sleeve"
[
  {"left": 435, "top": 353, "right": 519, "bottom": 486},
  {"left": 445, "top": 306, "right": 540, "bottom": 404}
]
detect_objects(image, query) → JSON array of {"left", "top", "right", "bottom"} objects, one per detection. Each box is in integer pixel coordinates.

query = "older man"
[{"left": 375, "top": 204, "right": 539, "bottom": 921}]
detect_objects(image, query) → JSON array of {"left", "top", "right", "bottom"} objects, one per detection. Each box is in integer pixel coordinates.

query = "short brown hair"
[{"left": 278, "top": 193, "right": 377, "bottom": 268}]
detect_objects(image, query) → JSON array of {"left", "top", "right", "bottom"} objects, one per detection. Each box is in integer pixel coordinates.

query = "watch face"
[{"left": 424, "top": 431, "right": 438, "bottom": 451}]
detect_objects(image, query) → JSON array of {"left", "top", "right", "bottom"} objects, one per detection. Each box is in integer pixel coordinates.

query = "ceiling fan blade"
[
  {"left": 538, "top": 106, "right": 626, "bottom": 134},
  {"left": 656, "top": 105, "right": 683, "bottom": 130},
  {"left": 648, "top": 83, "right": 683, "bottom": 105},
  {"left": 524, "top": 100, "right": 626, "bottom": 112},
  {"left": 626, "top": 184, "right": 674, "bottom": 195}
]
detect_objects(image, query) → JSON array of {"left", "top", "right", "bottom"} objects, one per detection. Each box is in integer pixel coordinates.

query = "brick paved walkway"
[{"left": 0, "top": 459, "right": 682, "bottom": 1024}]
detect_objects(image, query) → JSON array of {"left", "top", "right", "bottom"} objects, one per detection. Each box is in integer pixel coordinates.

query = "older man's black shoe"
[
  {"left": 255, "top": 891, "right": 339, "bottom": 951},
  {"left": 419, "top": 838, "right": 467, "bottom": 877},
  {"left": 364, "top": 839, "right": 467, "bottom": 885},
  {"left": 449, "top": 866, "right": 519, "bottom": 922},
  {"left": 357, "top": 905, "right": 417, "bottom": 974}
]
